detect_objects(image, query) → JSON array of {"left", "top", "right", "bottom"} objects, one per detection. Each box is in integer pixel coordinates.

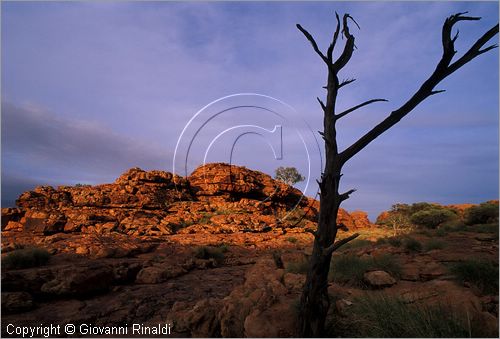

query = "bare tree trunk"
[{"left": 296, "top": 11, "right": 498, "bottom": 337}]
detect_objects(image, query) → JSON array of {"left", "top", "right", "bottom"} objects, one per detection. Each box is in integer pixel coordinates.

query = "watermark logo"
[{"left": 173, "top": 93, "right": 322, "bottom": 218}]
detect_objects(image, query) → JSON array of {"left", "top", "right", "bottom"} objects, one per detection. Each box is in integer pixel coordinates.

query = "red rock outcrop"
[{"left": 3, "top": 163, "right": 373, "bottom": 239}]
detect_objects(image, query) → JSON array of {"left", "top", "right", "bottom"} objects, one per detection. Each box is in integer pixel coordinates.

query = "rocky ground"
[{"left": 1, "top": 163, "right": 498, "bottom": 337}]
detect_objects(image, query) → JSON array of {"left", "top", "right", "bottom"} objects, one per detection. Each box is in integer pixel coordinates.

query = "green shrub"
[
  {"left": 472, "top": 223, "right": 499, "bottom": 234},
  {"left": 286, "top": 259, "right": 309, "bottom": 274},
  {"left": 450, "top": 259, "right": 498, "bottom": 294},
  {"left": 465, "top": 202, "right": 499, "bottom": 225},
  {"left": 286, "top": 237, "right": 298, "bottom": 244},
  {"left": 341, "top": 239, "right": 372, "bottom": 250},
  {"left": 329, "top": 254, "right": 400, "bottom": 287},
  {"left": 424, "top": 239, "right": 446, "bottom": 251},
  {"left": 404, "top": 237, "right": 422, "bottom": 252},
  {"left": 2, "top": 247, "right": 51, "bottom": 269},
  {"left": 410, "top": 208, "right": 457, "bottom": 229},
  {"left": 194, "top": 246, "right": 225, "bottom": 264},
  {"left": 387, "top": 237, "right": 402, "bottom": 247},
  {"left": 442, "top": 220, "right": 467, "bottom": 232},
  {"left": 330, "top": 255, "right": 371, "bottom": 287},
  {"left": 435, "top": 228, "right": 447, "bottom": 237},
  {"left": 349, "top": 293, "right": 488, "bottom": 337}
]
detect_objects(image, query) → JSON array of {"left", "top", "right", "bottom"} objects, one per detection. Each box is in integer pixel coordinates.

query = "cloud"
[{"left": 1, "top": 102, "right": 174, "bottom": 204}]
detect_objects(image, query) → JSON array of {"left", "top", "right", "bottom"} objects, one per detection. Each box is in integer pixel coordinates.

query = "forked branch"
[
  {"left": 323, "top": 232, "right": 360, "bottom": 256},
  {"left": 339, "top": 13, "right": 499, "bottom": 165}
]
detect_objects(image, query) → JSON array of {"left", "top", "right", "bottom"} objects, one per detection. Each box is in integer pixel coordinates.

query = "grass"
[
  {"left": 347, "top": 293, "right": 489, "bottom": 337},
  {"left": 341, "top": 239, "right": 372, "bottom": 250},
  {"left": 329, "top": 254, "right": 401, "bottom": 288},
  {"left": 2, "top": 247, "right": 51, "bottom": 269},
  {"left": 404, "top": 237, "right": 422, "bottom": 252},
  {"left": 424, "top": 239, "right": 446, "bottom": 251},
  {"left": 449, "top": 259, "right": 499, "bottom": 295},
  {"left": 193, "top": 246, "right": 225, "bottom": 264}
]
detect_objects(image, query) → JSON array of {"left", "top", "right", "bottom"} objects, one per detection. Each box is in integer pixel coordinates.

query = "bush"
[
  {"left": 387, "top": 237, "right": 402, "bottom": 247},
  {"left": 194, "top": 246, "right": 225, "bottom": 264},
  {"left": 424, "top": 239, "right": 446, "bottom": 251},
  {"left": 450, "top": 259, "right": 498, "bottom": 295},
  {"left": 286, "top": 237, "right": 298, "bottom": 244},
  {"left": 404, "top": 237, "right": 422, "bottom": 252},
  {"left": 286, "top": 259, "right": 309, "bottom": 274},
  {"left": 410, "top": 208, "right": 457, "bottom": 229},
  {"left": 465, "top": 202, "right": 499, "bottom": 225},
  {"left": 472, "top": 223, "right": 499, "bottom": 234},
  {"left": 329, "top": 254, "right": 400, "bottom": 287},
  {"left": 349, "top": 293, "right": 488, "bottom": 337},
  {"left": 441, "top": 220, "right": 467, "bottom": 232},
  {"left": 2, "top": 247, "right": 51, "bottom": 269},
  {"left": 435, "top": 228, "right": 447, "bottom": 237}
]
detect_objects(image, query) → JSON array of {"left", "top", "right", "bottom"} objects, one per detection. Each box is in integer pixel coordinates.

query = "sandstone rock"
[
  {"left": 1, "top": 208, "right": 23, "bottom": 230},
  {"left": 1, "top": 292, "right": 33, "bottom": 314},
  {"left": 41, "top": 264, "right": 114, "bottom": 297},
  {"left": 167, "top": 298, "right": 222, "bottom": 337},
  {"left": 135, "top": 265, "right": 187, "bottom": 284},
  {"left": 363, "top": 270, "right": 397, "bottom": 288}
]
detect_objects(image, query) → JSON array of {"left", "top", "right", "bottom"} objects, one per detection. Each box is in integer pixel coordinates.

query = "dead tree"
[{"left": 296, "top": 12, "right": 498, "bottom": 337}]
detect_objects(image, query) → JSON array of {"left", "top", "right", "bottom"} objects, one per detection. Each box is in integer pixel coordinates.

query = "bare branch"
[
  {"left": 327, "top": 12, "right": 341, "bottom": 62},
  {"left": 296, "top": 24, "right": 329, "bottom": 64},
  {"left": 339, "top": 188, "right": 356, "bottom": 201},
  {"left": 323, "top": 233, "right": 360, "bottom": 255},
  {"left": 317, "top": 97, "right": 327, "bottom": 111},
  {"left": 333, "top": 14, "right": 357, "bottom": 72},
  {"left": 339, "top": 13, "right": 499, "bottom": 165},
  {"left": 339, "top": 78, "right": 356, "bottom": 88},
  {"left": 430, "top": 89, "right": 446, "bottom": 96},
  {"left": 336, "top": 99, "right": 388, "bottom": 120}
]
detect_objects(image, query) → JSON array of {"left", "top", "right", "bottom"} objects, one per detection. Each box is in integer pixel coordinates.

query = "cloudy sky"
[{"left": 2, "top": 1, "right": 498, "bottom": 219}]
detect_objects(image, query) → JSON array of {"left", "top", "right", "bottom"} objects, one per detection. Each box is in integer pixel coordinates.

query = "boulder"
[{"left": 363, "top": 270, "right": 397, "bottom": 288}]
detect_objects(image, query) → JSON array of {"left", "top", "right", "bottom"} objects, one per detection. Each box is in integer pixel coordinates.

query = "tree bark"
[{"left": 296, "top": 11, "right": 498, "bottom": 337}]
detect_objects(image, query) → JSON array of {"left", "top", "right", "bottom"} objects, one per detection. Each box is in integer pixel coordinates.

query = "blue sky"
[{"left": 2, "top": 1, "right": 498, "bottom": 219}]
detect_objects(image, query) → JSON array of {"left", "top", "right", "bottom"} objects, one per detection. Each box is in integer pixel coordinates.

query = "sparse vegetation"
[
  {"left": 465, "top": 202, "right": 499, "bottom": 225},
  {"left": 450, "top": 259, "right": 499, "bottom": 294},
  {"left": 286, "top": 237, "right": 298, "bottom": 244},
  {"left": 424, "top": 239, "right": 446, "bottom": 251},
  {"left": 329, "top": 254, "right": 400, "bottom": 287},
  {"left": 2, "top": 247, "right": 51, "bottom": 269},
  {"left": 349, "top": 293, "right": 487, "bottom": 337},
  {"left": 403, "top": 237, "right": 422, "bottom": 252}
]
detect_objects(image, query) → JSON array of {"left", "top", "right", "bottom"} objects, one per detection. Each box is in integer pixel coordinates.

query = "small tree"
[{"left": 275, "top": 166, "right": 305, "bottom": 186}]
